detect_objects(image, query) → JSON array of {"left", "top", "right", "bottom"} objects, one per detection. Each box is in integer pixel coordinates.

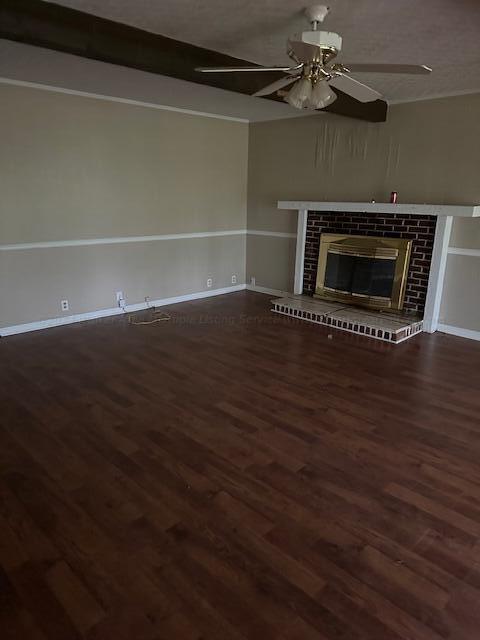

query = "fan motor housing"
[{"left": 288, "top": 30, "right": 342, "bottom": 64}]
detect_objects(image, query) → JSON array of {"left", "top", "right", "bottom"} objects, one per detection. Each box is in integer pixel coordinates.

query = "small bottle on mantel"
[{"left": 390, "top": 191, "right": 398, "bottom": 204}]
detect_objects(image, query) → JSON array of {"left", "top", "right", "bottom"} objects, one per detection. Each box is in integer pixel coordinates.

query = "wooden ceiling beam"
[{"left": 0, "top": 0, "right": 388, "bottom": 122}]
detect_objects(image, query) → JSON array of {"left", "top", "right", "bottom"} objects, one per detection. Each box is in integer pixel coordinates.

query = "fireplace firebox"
[{"left": 314, "top": 233, "right": 412, "bottom": 311}]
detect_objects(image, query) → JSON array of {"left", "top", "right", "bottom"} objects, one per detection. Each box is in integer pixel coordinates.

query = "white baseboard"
[
  {"left": 0, "top": 284, "right": 246, "bottom": 337},
  {"left": 437, "top": 323, "right": 480, "bottom": 342},
  {"left": 246, "top": 284, "right": 289, "bottom": 297}
]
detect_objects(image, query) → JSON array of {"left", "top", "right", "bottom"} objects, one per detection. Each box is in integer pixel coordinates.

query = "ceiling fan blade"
[
  {"left": 196, "top": 65, "right": 300, "bottom": 73},
  {"left": 341, "top": 63, "right": 432, "bottom": 75},
  {"left": 253, "top": 75, "right": 300, "bottom": 97},
  {"left": 329, "top": 74, "right": 382, "bottom": 103}
]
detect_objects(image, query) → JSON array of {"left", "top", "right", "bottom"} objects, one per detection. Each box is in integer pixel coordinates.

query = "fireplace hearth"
[{"left": 271, "top": 296, "right": 423, "bottom": 344}]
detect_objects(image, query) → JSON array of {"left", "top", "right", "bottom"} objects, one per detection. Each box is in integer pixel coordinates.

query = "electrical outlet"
[
  {"left": 145, "top": 296, "right": 151, "bottom": 307},
  {"left": 61, "top": 300, "right": 69, "bottom": 312},
  {"left": 231, "top": 275, "right": 237, "bottom": 284},
  {"left": 206, "top": 278, "right": 213, "bottom": 288},
  {"left": 250, "top": 276, "right": 256, "bottom": 286},
  {"left": 116, "top": 291, "right": 124, "bottom": 303}
]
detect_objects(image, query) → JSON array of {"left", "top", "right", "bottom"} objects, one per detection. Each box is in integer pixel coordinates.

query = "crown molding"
[
  {"left": 388, "top": 89, "right": 480, "bottom": 106},
  {"left": 0, "top": 77, "right": 248, "bottom": 123}
]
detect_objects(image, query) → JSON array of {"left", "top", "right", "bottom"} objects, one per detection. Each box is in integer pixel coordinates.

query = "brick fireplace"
[
  {"left": 303, "top": 211, "right": 436, "bottom": 314},
  {"left": 274, "top": 201, "right": 478, "bottom": 340}
]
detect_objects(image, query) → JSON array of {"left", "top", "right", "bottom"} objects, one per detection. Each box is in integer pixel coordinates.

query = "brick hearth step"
[{"left": 271, "top": 296, "right": 423, "bottom": 344}]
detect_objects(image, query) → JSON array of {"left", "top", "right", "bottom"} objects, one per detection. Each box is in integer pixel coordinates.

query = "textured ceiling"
[{"left": 47, "top": 0, "right": 480, "bottom": 103}]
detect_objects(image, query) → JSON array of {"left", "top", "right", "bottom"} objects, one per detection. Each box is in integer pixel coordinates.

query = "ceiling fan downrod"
[{"left": 305, "top": 4, "right": 330, "bottom": 31}]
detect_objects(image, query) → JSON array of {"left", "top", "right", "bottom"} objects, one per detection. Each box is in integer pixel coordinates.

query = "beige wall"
[
  {"left": 450, "top": 218, "right": 480, "bottom": 250},
  {"left": 0, "top": 84, "right": 248, "bottom": 329},
  {"left": 247, "top": 93, "right": 480, "bottom": 333},
  {"left": 3, "top": 83, "right": 479, "bottom": 334},
  {"left": 246, "top": 235, "right": 295, "bottom": 294},
  {"left": 0, "top": 236, "right": 245, "bottom": 327},
  {"left": 439, "top": 254, "right": 480, "bottom": 331}
]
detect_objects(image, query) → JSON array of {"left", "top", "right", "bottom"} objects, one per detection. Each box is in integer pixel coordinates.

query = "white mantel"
[
  {"left": 278, "top": 200, "right": 480, "bottom": 336},
  {"left": 278, "top": 201, "right": 480, "bottom": 217}
]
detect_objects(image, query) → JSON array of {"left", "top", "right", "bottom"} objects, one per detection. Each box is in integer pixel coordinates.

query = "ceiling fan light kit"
[
  {"left": 196, "top": 5, "right": 432, "bottom": 113},
  {"left": 309, "top": 79, "right": 337, "bottom": 109},
  {"left": 285, "top": 75, "right": 337, "bottom": 110},
  {"left": 285, "top": 77, "right": 312, "bottom": 109}
]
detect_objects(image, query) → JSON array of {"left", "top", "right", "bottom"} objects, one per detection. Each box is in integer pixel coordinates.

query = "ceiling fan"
[{"left": 196, "top": 4, "right": 432, "bottom": 111}]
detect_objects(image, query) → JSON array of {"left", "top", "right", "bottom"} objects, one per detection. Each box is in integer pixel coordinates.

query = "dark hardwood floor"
[{"left": 1, "top": 290, "right": 480, "bottom": 640}]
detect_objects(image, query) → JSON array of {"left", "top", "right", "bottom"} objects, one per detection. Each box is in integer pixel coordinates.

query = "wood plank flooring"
[{"left": 1, "top": 290, "right": 480, "bottom": 639}]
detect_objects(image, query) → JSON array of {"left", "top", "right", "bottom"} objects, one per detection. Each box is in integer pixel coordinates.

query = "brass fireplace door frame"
[{"left": 314, "top": 233, "right": 413, "bottom": 311}]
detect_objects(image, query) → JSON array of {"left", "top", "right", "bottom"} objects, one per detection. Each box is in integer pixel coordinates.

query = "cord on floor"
[{"left": 128, "top": 309, "right": 171, "bottom": 326}]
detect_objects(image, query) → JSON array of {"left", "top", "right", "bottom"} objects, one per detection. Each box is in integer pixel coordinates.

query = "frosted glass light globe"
[{"left": 285, "top": 77, "right": 312, "bottom": 109}]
